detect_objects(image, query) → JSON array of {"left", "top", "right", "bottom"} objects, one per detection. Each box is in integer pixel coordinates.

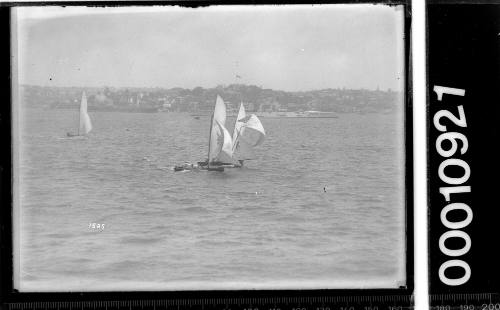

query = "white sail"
[
  {"left": 233, "top": 114, "right": 266, "bottom": 160},
  {"left": 214, "top": 120, "right": 234, "bottom": 163},
  {"left": 78, "top": 92, "right": 92, "bottom": 135},
  {"left": 209, "top": 116, "right": 222, "bottom": 162},
  {"left": 214, "top": 95, "right": 226, "bottom": 126},
  {"left": 240, "top": 114, "right": 265, "bottom": 147},
  {"left": 208, "top": 120, "right": 234, "bottom": 163},
  {"left": 208, "top": 95, "right": 232, "bottom": 163}
]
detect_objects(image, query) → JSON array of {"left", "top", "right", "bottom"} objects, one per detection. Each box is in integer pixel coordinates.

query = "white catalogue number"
[
  {"left": 433, "top": 85, "right": 472, "bottom": 286},
  {"left": 89, "top": 222, "right": 105, "bottom": 230}
]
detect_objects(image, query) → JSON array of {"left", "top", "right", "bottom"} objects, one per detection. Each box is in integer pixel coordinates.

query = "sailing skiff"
[{"left": 174, "top": 95, "right": 265, "bottom": 172}]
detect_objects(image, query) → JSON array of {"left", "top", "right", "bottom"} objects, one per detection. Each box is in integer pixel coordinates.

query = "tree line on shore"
[{"left": 20, "top": 84, "right": 402, "bottom": 114}]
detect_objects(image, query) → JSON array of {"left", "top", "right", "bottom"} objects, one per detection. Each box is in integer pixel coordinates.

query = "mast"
[
  {"left": 207, "top": 113, "right": 214, "bottom": 169},
  {"left": 232, "top": 104, "right": 239, "bottom": 153},
  {"left": 232, "top": 102, "right": 245, "bottom": 153}
]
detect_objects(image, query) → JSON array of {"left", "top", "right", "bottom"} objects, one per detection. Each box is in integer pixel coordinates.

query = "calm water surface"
[{"left": 15, "top": 108, "right": 406, "bottom": 291}]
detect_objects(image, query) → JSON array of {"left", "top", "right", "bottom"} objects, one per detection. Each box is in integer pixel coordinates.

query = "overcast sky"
[{"left": 14, "top": 5, "right": 405, "bottom": 91}]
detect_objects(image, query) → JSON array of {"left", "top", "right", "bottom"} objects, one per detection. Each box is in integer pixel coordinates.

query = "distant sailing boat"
[
  {"left": 232, "top": 102, "right": 266, "bottom": 165},
  {"left": 67, "top": 92, "right": 92, "bottom": 137}
]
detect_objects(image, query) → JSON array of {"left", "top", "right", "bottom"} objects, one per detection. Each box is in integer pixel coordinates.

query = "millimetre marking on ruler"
[
  {"left": 429, "top": 292, "right": 500, "bottom": 309},
  {"left": 430, "top": 293, "right": 499, "bottom": 301},
  {"left": 7, "top": 295, "right": 413, "bottom": 310}
]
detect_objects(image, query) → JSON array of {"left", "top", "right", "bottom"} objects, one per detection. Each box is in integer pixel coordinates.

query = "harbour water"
[{"left": 14, "top": 108, "right": 406, "bottom": 291}]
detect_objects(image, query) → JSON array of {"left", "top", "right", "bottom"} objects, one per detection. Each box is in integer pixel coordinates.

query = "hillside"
[{"left": 19, "top": 84, "right": 403, "bottom": 114}]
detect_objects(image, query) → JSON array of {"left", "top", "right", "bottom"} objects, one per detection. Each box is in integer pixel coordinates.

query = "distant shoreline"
[
  {"left": 19, "top": 84, "right": 402, "bottom": 115},
  {"left": 22, "top": 106, "right": 397, "bottom": 116}
]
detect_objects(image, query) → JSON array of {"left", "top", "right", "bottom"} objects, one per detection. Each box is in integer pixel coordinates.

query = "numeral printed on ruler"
[{"left": 433, "top": 85, "right": 471, "bottom": 286}]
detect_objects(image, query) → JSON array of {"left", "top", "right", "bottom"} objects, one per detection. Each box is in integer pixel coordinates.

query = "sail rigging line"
[
  {"left": 231, "top": 122, "right": 251, "bottom": 153},
  {"left": 232, "top": 130, "right": 241, "bottom": 153},
  {"left": 232, "top": 102, "right": 246, "bottom": 153},
  {"left": 232, "top": 124, "right": 244, "bottom": 153}
]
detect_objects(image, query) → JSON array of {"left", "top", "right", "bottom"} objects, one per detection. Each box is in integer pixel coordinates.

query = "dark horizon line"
[{"left": 19, "top": 83, "right": 402, "bottom": 93}]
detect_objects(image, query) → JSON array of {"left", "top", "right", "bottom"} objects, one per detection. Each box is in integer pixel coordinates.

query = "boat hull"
[{"left": 174, "top": 162, "right": 241, "bottom": 172}]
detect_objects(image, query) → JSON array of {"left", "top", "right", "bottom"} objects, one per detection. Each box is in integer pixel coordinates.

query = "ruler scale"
[
  {"left": 5, "top": 295, "right": 414, "bottom": 310},
  {"left": 429, "top": 293, "right": 500, "bottom": 310}
]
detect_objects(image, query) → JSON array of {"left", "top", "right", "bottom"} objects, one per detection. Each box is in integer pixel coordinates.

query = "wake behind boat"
[
  {"left": 174, "top": 95, "right": 265, "bottom": 172},
  {"left": 66, "top": 91, "right": 92, "bottom": 138}
]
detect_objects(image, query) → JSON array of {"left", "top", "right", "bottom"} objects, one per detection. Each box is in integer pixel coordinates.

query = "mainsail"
[
  {"left": 213, "top": 95, "right": 226, "bottom": 126},
  {"left": 78, "top": 92, "right": 92, "bottom": 135},
  {"left": 214, "top": 120, "right": 234, "bottom": 163},
  {"left": 208, "top": 96, "right": 233, "bottom": 164},
  {"left": 232, "top": 103, "right": 266, "bottom": 160}
]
